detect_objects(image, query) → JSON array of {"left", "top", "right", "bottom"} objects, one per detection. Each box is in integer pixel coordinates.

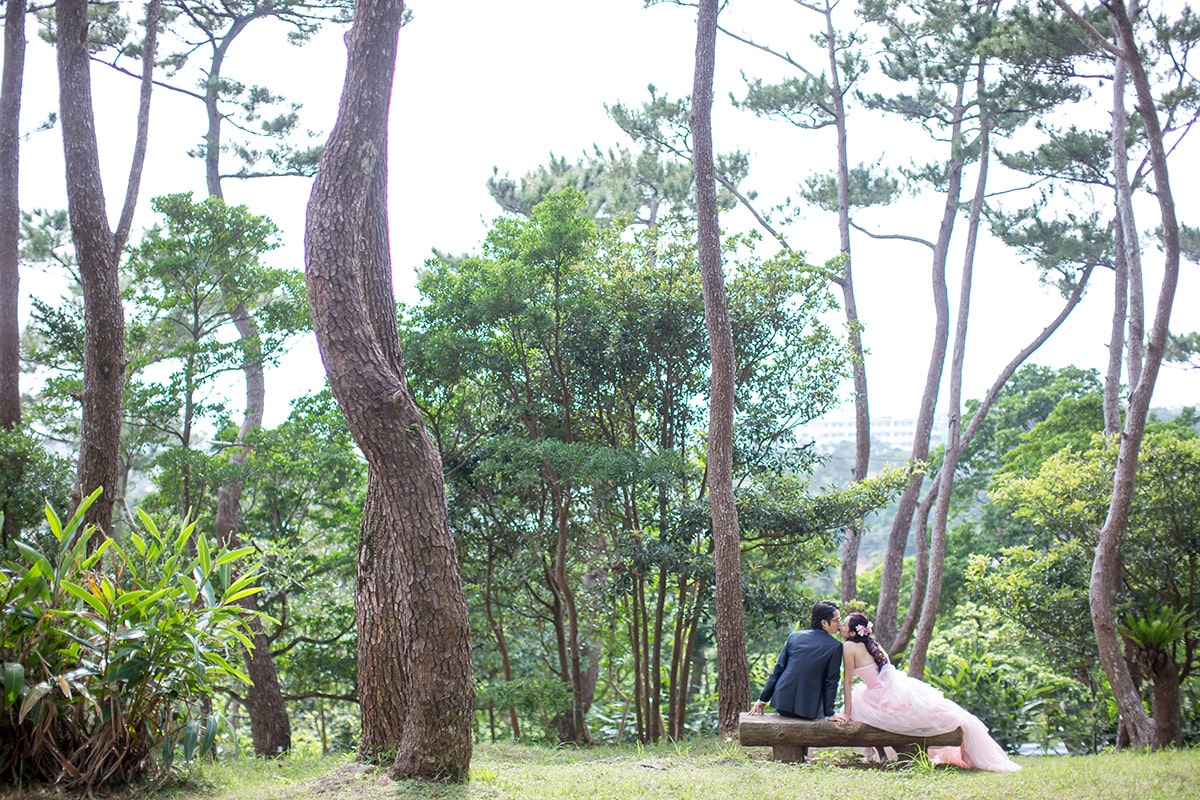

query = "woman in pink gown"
[{"left": 829, "top": 612, "right": 1020, "bottom": 772}]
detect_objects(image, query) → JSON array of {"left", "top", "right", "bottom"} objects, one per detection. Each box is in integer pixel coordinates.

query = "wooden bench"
[{"left": 738, "top": 712, "right": 963, "bottom": 763}]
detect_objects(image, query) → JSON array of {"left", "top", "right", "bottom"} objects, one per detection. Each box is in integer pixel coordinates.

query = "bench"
[{"left": 738, "top": 712, "right": 963, "bottom": 763}]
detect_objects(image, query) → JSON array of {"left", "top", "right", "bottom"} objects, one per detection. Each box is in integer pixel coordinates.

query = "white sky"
[{"left": 14, "top": 0, "right": 1200, "bottom": 429}]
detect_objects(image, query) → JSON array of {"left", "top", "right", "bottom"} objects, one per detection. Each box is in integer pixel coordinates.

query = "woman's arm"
[{"left": 841, "top": 644, "right": 853, "bottom": 719}]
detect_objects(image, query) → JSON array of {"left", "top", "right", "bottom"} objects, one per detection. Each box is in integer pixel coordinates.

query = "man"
[{"left": 749, "top": 600, "right": 842, "bottom": 742}]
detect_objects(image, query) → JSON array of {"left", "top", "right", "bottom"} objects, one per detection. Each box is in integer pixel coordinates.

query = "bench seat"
[{"left": 738, "top": 712, "right": 963, "bottom": 763}]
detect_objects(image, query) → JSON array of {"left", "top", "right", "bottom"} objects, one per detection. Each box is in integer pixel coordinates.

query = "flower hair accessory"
[{"left": 854, "top": 623, "right": 872, "bottom": 638}]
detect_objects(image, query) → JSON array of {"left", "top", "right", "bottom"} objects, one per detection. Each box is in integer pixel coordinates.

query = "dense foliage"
[{"left": 0, "top": 491, "right": 265, "bottom": 789}]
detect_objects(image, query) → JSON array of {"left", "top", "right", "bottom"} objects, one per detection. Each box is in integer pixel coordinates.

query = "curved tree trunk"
[
  {"left": 304, "top": 0, "right": 474, "bottom": 779},
  {"left": 691, "top": 0, "right": 748, "bottom": 734},
  {"left": 0, "top": 0, "right": 25, "bottom": 433},
  {"left": 874, "top": 83, "right": 964, "bottom": 650},
  {"left": 1089, "top": 0, "right": 1178, "bottom": 750},
  {"left": 908, "top": 103, "right": 990, "bottom": 678}
]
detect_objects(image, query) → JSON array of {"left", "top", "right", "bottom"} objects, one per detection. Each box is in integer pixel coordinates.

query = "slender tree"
[
  {"left": 0, "top": 0, "right": 24, "bottom": 432},
  {"left": 304, "top": 0, "right": 473, "bottom": 779},
  {"left": 724, "top": 0, "right": 877, "bottom": 603},
  {"left": 56, "top": 0, "right": 159, "bottom": 535},
  {"left": 691, "top": 0, "right": 749, "bottom": 733},
  {"left": 1053, "top": 0, "right": 1186, "bottom": 749}
]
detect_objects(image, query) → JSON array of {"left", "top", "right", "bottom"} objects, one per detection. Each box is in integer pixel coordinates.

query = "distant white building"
[{"left": 796, "top": 410, "right": 949, "bottom": 452}]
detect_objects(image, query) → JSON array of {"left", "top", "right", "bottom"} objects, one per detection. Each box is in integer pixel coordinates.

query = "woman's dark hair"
[{"left": 846, "top": 612, "right": 889, "bottom": 670}]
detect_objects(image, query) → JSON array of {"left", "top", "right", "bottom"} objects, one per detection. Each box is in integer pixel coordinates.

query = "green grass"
[{"left": 5, "top": 740, "right": 1200, "bottom": 800}]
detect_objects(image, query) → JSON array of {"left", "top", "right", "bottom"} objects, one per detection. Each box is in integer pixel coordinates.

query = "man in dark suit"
[{"left": 749, "top": 600, "right": 842, "bottom": 759}]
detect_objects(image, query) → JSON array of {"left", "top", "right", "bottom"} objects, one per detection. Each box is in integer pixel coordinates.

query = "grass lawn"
[{"left": 5, "top": 739, "right": 1199, "bottom": 800}]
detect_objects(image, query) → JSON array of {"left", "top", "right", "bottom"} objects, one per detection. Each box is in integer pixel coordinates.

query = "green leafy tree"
[
  {"left": 989, "top": 426, "right": 1200, "bottom": 746},
  {"left": 125, "top": 193, "right": 304, "bottom": 522},
  {"left": 405, "top": 191, "right": 864, "bottom": 742}
]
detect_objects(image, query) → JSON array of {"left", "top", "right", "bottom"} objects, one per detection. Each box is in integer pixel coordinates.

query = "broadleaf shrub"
[{"left": 0, "top": 489, "right": 265, "bottom": 790}]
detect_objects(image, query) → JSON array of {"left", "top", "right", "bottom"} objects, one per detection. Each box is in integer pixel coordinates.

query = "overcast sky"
[{"left": 16, "top": 0, "right": 1200, "bottom": 429}]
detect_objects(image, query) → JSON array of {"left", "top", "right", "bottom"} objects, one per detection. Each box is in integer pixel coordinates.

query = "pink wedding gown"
[{"left": 849, "top": 664, "right": 1021, "bottom": 772}]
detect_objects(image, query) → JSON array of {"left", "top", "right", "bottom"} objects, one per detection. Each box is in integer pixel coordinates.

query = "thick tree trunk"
[
  {"left": 1149, "top": 657, "right": 1181, "bottom": 748},
  {"left": 875, "top": 86, "right": 964, "bottom": 650},
  {"left": 691, "top": 0, "right": 749, "bottom": 734},
  {"left": 304, "top": 0, "right": 473, "bottom": 779},
  {"left": 57, "top": 0, "right": 125, "bottom": 537},
  {"left": 0, "top": 0, "right": 24, "bottom": 432}
]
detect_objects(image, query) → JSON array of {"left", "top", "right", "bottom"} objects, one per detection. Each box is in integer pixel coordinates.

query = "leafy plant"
[{"left": 0, "top": 489, "right": 265, "bottom": 790}]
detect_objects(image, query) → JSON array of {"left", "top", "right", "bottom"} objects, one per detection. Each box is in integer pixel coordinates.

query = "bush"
[{"left": 0, "top": 490, "right": 266, "bottom": 790}]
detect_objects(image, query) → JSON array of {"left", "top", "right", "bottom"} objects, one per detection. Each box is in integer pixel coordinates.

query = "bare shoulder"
[{"left": 841, "top": 640, "right": 871, "bottom": 667}]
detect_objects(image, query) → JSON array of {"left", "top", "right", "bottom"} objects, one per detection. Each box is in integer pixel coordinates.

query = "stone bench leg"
[{"left": 771, "top": 744, "right": 807, "bottom": 763}]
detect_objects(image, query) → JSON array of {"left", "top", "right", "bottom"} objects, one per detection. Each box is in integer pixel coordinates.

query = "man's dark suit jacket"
[{"left": 757, "top": 628, "right": 842, "bottom": 718}]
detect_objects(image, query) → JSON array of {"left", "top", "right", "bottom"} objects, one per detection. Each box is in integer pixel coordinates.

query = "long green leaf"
[
  {"left": 197, "top": 533, "right": 211, "bottom": 577},
  {"left": 221, "top": 586, "right": 266, "bottom": 606},
  {"left": 60, "top": 580, "right": 109, "bottom": 617},
  {"left": 2, "top": 662, "right": 24, "bottom": 710},
  {"left": 200, "top": 713, "right": 220, "bottom": 757},
  {"left": 13, "top": 541, "right": 53, "bottom": 585},
  {"left": 18, "top": 682, "right": 52, "bottom": 723},
  {"left": 182, "top": 718, "right": 200, "bottom": 761},
  {"left": 213, "top": 546, "right": 257, "bottom": 567}
]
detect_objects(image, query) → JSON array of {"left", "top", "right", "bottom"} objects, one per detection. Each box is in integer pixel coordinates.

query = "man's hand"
[
  {"left": 750, "top": 700, "right": 766, "bottom": 715},
  {"left": 828, "top": 712, "right": 849, "bottom": 725}
]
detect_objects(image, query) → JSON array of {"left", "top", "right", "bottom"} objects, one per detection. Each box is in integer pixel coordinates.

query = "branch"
[
  {"left": 93, "top": 59, "right": 206, "bottom": 102},
  {"left": 1050, "top": 0, "right": 1123, "bottom": 58},
  {"left": 113, "top": 0, "right": 161, "bottom": 253},
  {"left": 282, "top": 690, "right": 358, "bottom": 703},
  {"left": 849, "top": 218, "right": 936, "bottom": 252},
  {"left": 716, "top": 23, "right": 814, "bottom": 79},
  {"left": 713, "top": 171, "right": 794, "bottom": 253}
]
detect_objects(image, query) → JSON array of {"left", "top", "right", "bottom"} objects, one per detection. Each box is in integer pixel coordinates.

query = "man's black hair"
[{"left": 810, "top": 600, "right": 839, "bottom": 630}]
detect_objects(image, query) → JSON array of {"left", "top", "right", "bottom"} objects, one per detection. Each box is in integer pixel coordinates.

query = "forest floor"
[{"left": 3, "top": 739, "right": 1199, "bottom": 800}]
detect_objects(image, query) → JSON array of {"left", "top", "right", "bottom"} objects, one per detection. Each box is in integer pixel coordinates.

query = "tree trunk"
[
  {"left": 1149, "top": 656, "right": 1180, "bottom": 748},
  {"left": 214, "top": 304, "right": 291, "bottom": 757},
  {"left": 691, "top": 0, "right": 748, "bottom": 734},
  {"left": 1113, "top": 60, "right": 1144, "bottom": 392},
  {"left": 0, "top": 0, "right": 24, "bottom": 433},
  {"left": 821, "top": 0, "right": 871, "bottom": 605},
  {"left": 57, "top": 0, "right": 126, "bottom": 537},
  {"left": 891, "top": 482, "right": 934, "bottom": 656},
  {"left": 1080, "top": 0, "right": 1181, "bottom": 749},
  {"left": 1104, "top": 62, "right": 1129, "bottom": 435},
  {"left": 908, "top": 99, "right": 990, "bottom": 679},
  {"left": 874, "top": 85, "right": 964, "bottom": 650},
  {"left": 304, "top": 0, "right": 474, "bottom": 778}
]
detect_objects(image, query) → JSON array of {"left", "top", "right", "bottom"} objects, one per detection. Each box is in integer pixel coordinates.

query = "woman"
[{"left": 829, "top": 612, "right": 1020, "bottom": 772}]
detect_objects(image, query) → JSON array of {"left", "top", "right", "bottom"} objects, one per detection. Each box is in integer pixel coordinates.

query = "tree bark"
[
  {"left": 875, "top": 83, "right": 964, "bottom": 650},
  {"left": 1104, "top": 62, "right": 1130, "bottom": 435},
  {"left": 908, "top": 99, "right": 990, "bottom": 679},
  {"left": 57, "top": 0, "right": 126, "bottom": 537},
  {"left": 0, "top": 0, "right": 24, "bottom": 432},
  {"left": 691, "top": 0, "right": 749, "bottom": 734},
  {"left": 822, "top": 0, "right": 871, "bottom": 604},
  {"left": 214, "top": 304, "right": 291, "bottom": 757},
  {"left": 1081, "top": 0, "right": 1180, "bottom": 749},
  {"left": 304, "top": 0, "right": 474, "bottom": 778}
]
